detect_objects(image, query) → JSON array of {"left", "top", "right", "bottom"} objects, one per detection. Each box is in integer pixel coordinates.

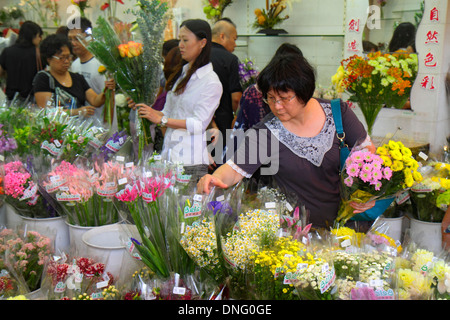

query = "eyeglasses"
[
  {"left": 263, "top": 94, "right": 296, "bottom": 106},
  {"left": 52, "top": 55, "right": 73, "bottom": 62}
]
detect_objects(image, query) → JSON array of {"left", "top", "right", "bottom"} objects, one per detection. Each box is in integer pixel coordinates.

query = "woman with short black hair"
[
  {"left": 197, "top": 54, "right": 376, "bottom": 229},
  {"left": 0, "top": 21, "right": 44, "bottom": 102},
  {"left": 32, "top": 34, "right": 114, "bottom": 117}
]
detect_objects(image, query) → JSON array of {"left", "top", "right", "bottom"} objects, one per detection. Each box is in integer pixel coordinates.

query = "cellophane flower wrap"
[
  {"left": 324, "top": 225, "right": 398, "bottom": 300},
  {"left": 220, "top": 208, "right": 280, "bottom": 299},
  {"left": 336, "top": 140, "right": 422, "bottom": 225},
  {"left": 0, "top": 102, "right": 33, "bottom": 157},
  {"left": 251, "top": 236, "right": 315, "bottom": 300},
  {"left": 117, "top": 165, "right": 175, "bottom": 279},
  {"left": 2, "top": 159, "right": 58, "bottom": 218},
  {"left": 58, "top": 117, "right": 109, "bottom": 162},
  {"left": 83, "top": 0, "right": 168, "bottom": 160},
  {"left": 28, "top": 107, "right": 71, "bottom": 162},
  {"left": 238, "top": 58, "right": 259, "bottom": 91},
  {"left": 41, "top": 159, "right": 128, "bottom": 227},
  {"left": 332, "top": 52, "right": 418, "bottom": 135},
  {"left": 409, "top": 161, "right": 449, "bottom": 222},
  {"left": 0, "top": 123, "right": 17, "bottom": 156},
  {"left": 179, "top": 185, "right": 242, "bottom": 288},
  {"left": 0, "top": 228, "right": 52, "bottom": 293},
  {"left": 42, "top": 253, "right": 116, "bottom": 300},
  {"left": 394, "top": 246, "right": 436, "bottom": 300}
]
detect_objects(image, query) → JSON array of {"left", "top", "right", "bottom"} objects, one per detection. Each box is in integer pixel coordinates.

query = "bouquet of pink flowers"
[
  {"left": 336, "top": 141, "right": 422, "bottom": 225},
  {"left": 335, "top": 149, "right": 394, "bottom": 225},
  {"left": 2, "top": 160, "right": 59, "bottom": 218},
  {"left": 0, "top": 228, "right": 53, "bottom": 293},
  {"left": 41, "top": 159, "right": 132, "bottom": 226}
]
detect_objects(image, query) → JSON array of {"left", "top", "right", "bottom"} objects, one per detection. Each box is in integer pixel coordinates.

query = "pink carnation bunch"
[
  {"left": 343, "top": 150, "right": 392, "bottom": 191},
  {"left": 3, "top": 161, "right": 35, "bottom": 200}
]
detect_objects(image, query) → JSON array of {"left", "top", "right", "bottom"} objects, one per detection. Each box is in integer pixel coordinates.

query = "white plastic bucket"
[
  {"left": 82, "top": 224, "right": 140, "bottom": 277},
  {"left": 378, "top": 215, "right": 403, "bottom": 243},
  {"left": 22, "top": 216, "right": 70, "bottom": 253},
  {"left": 410, "top": 217, "right": 443, "bottom": 254}
]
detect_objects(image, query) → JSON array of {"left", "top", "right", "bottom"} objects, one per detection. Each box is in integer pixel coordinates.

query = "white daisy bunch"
[
  {"left": 180, "top": 218, "right": 223, "bottom": 279},
  {"left": 222, "top": 209, "right": 279, "bottom": 270}
]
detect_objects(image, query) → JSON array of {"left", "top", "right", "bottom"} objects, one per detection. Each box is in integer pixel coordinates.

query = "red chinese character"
[
  {"left": 347, "top": 40, "right": 358, "bottom": 52},
  {"left": 348, "top": 19, "right": 360, "bottom": 32},
  {"left": 424, "top": 52, "right": 437, "bottom": 67},
  {"left": 430, "top": 7, "right": 439, "bottom": 21},
  {"left": 425, "top": 30, "right": 439, "bottom": 44},
  {"left": 420, "top": 76, "right": 435, "bottom": 90}
]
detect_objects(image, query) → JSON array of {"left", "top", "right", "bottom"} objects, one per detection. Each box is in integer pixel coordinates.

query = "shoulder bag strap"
[{"left": 330, "top": 99, "right": 350, "bottom": 171}]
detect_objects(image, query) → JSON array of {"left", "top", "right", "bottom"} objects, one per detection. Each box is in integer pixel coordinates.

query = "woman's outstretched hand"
[{"left": 197, "top": 174, "right": 228, "bottom": 194}]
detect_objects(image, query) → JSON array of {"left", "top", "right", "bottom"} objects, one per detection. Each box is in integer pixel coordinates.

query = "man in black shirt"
[{"left": 210, "top": 18, "right": 243, "bottom": 160}]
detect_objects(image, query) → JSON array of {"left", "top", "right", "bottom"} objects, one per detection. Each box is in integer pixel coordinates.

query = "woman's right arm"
[
  {"left": 197, "top": 163, "right": 244, "bottom": 194},
  {"left": 34, "top": 91, "right": 53, "bottom": 108}
]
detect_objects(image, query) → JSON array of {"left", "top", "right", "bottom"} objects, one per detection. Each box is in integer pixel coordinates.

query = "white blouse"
[{"left": 161, "top": 62, "right": 222, "bottom": 166}]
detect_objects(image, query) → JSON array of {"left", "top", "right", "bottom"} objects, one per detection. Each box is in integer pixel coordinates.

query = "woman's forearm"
[{"left": 212, "top": 163, "right": 244, "bottom": 188}]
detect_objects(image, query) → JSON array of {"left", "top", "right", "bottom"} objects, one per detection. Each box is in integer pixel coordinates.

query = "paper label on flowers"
[
  {"left": 56, "top": 193, "right": 82, "bottom": 202},
  {"left": 105, "top": 140, "right": 121, "bottom": 152},
  {"left": 20, "top": 184, "right": 38, "bottom": 201},
  {"left": 176, "top": 173, "right": 192, "bottom": 183},
  {"left": 319, "top": 268, "right": 336, "bottom": 294},
  {"left": 41, "top": 140, "right": 62, "bottom": 156},
  {"left": 97, "top": 187, "right": 117, "bottom": 198},
  {"left": 45, "top": 179, "right": 67, "bottom": 193},
  {"left": 142, "top": 192, "right": 154, "bottom": 203},
  {"left": 184, "top": 203, "right": 202, "bottom": 218},
  {"left": 374, "top": 288, "right": 395, "bottom": 300},
  {"left": 283, "top": 271, "right": 301, "bottom": 284},
  {"left": 54, "top": 281, "right": 66, "bottom": 293}
]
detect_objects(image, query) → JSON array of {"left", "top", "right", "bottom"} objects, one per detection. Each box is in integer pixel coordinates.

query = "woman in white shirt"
[{"left": 131, "top": 19, "right": 222, "bottom": 179}]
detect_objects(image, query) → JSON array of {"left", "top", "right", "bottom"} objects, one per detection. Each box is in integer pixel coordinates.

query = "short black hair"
[
  {"left": 39, "top": 33, "right": 73, "bottom": 61},
  {"left": 274, "top": 43, "right": 303, "bottom": 58},
  {"left": 257, "top": 54, "right": 316, "bottom": 104},
  {"left": 16, "top": 21, "right": 43, "bottom": 47},
  {"left": 67, "top": 17, "right": 92, "bottom": 34}
]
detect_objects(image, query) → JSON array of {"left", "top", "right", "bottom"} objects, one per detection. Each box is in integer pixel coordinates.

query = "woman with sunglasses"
[
  {"left": 197, "top": 54, "right": 377, "bottom": 229},
  {"left": 32, "top": 34, "right": 114, "bottom": 117}
]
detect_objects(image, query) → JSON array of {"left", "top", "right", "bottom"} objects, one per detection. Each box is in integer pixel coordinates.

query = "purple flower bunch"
[
  {"left": 0, "top": 124, "right": 17, "bottom": 153},
  {"left": 238, "top": 58, "right": 259, "bottom": 90},
  {"left": 98, "top": 130, "right": 128, "bottom": 161},
  {"left": 343, "top": 150, "right": 393, "bottom": 191}
]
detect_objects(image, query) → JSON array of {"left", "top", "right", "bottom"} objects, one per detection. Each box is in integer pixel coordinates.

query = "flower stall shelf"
[{"left": 253, "top": 0, "right": 295, "bottom": 35}]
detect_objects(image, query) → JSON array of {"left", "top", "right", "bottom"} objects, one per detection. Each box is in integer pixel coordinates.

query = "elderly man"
[{"left": 210, "top": 18, "right": 243, "bottom": 166}]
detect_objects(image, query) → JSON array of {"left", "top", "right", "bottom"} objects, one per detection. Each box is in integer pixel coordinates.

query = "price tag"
[
  {"left": 265, "top": 202, "right": 276, "bottom": 209},
  {"left": 116, "top": 156, "right": 125, "bottom": 162},
  {"left": 216, "top": 195, "right": 225, "bottom": 201},
  {"left": 173, "top": 287, "right": 186, "bottom": 295},
  {"left": 418, "top": 152, "right": 428, "bottom": 161},
  {"left": 193, "top": 194, "right": 202, "bottom": 202},
  {"left": 118, "top": 178, "right": 127, "bottom": 185}
]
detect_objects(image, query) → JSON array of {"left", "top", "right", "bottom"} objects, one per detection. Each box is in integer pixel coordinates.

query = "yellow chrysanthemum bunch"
[
  {"left": 376, "top": 140, "right": 422, "bottom": 188},
  {"left": 252, "top": 237, "right": 311, "bottom": 277},
  {"left": 330, "top": 226, "right": 364, "bottom": 247}
]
